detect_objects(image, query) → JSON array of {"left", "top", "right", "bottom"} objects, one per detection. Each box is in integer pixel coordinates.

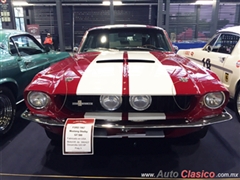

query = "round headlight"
[
  {"left": 204, "top": 92, "right": 225, "bottom": 109},
  {"left": 129, "top": 96, "right": 152, "bottom": 111},
  {"left": 100, "top": 95, "right": 122, "bottom": 111},
  {"left": 27, "top": 91, "right": 50, "bottom": 109}
]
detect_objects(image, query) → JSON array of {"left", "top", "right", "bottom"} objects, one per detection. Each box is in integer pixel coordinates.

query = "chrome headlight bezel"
[
  {"left": 203, "top": 92, "right": 225, "bottom": 109},
  {"left": 100, "top": 95, "right": 122, "bottom": 111},
  {"left": 27, "top": 91, "right": 50, "bottom": 109},
  {"left": 129, "top": 95, "right": 152, "bottom": 111}
]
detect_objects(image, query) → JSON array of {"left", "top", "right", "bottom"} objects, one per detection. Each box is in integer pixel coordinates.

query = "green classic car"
[{"left": 0, "top": 29, "right": 70, "bottom": 136}]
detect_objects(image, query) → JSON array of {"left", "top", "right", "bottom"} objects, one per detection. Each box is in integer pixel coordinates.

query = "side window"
[
  {"left": 203, "top": 34, "right": 220, "bottom": 52},
  {"left": 11, "top": 35, "right": 44, "bottom": 56},
  {"left": 156, "top": 33, "right": 170, "bottom": 51},
  {"left": 9, "top": 40, "right": 18, "bottom": 56},
  {"left": 216, "top": 34, "right": 239, "bottom": 54},
  {"left": 82, "top": 35, "right": 94, "bottom": 51}
]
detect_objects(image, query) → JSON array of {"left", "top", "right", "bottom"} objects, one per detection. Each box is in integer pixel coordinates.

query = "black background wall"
[
  {"left": 24, "top": 5, "right": 150, "bottom": 50},
  {"left": 22, "top": 4, "right": 240, "bottom": 49}
]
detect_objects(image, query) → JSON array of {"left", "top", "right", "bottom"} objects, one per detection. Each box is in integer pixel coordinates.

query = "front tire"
[
  {"left": 183, "top": 127, "right": 208, "bottom": 141},
  {"left": 45, "top": 129, "right": 62, "bottom": 144},
  {"left": 0, "top": 86, "right": 16, "bottom": 136},
  {"left": 234, "top": 85, "right": 240, "bottom": 122}
]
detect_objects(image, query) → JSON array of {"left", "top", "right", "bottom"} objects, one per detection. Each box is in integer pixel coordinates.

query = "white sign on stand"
[{"left": 62, "top": 118, "right": 95, "bottom": 155}]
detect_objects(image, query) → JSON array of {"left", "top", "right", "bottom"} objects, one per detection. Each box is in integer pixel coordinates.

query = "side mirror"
[
  {"left": 173, "top": 45, "right": 178, "bottom": 52},
  {"left": 206, "top": 45, "right": 212, "bottom": 52},
  {"left": 73, "top": 47, "right": 79, "bottom": 53},
  {"left": 44, "top": 46, "right": 51, "bottom": 53}
]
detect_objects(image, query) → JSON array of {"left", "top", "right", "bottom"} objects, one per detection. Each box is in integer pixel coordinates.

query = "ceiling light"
[
  {"left": 12, "top": 1, "right": 32, "bottom": 6},
  {"left": 102, "top": 1, "right": 122, "bottom": 6},
  {"left": 193, "top": 0, "right": 213, "bottom": 5}
]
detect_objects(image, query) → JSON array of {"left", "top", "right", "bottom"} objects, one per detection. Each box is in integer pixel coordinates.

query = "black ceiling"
[{"left": 24, "top": 0, "right": 240, "bottom": 3}]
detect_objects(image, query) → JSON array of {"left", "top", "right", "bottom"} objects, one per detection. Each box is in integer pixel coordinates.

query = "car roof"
[
  {"left": 88, "top": 24, "right": 164, "bottom": 31},
  {"left": 218, "top": 26, "right": 240, "bottom": 34},
  {"left": 0, "top": 29, "right": 29, "bottom": 49},
  {"left": 0, "top": 29, "right": 29, "bottom": 40}
]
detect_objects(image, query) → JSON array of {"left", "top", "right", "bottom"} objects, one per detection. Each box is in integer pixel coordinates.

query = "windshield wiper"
[
  {"left": 85, "top": 47, "right": 119, "bottom": 52},
  {"left": 117, "top": 46, "right": 165, "bottom": 51}
]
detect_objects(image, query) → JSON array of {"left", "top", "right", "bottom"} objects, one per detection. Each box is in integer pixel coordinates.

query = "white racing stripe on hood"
[
  {"left": 127, "top": 51, "right": 176, "bottom": 95},
  {"left": 76, "top": 51, "right": 124, "bottom": 95}
]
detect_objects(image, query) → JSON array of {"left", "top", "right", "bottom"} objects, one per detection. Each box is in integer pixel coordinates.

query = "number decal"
[{"left": 202, "top": 58, "right": 211, "bottom": 70}]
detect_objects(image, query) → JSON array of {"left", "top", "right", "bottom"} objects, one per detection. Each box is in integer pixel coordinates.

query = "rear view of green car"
[{"left": 0, "top": 29, "right": 70, "bottom": 136}]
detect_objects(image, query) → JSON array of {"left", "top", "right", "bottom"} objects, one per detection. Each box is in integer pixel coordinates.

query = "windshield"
[{"left": 80, "top": 27, "right": 172, "bottom": 52}]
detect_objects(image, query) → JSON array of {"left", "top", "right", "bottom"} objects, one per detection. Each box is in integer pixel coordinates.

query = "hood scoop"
[{"left": 96, "top": 59, "right": 155, "bottom": 63}]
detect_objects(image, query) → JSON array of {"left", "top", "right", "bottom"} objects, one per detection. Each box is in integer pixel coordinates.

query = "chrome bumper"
[{"left": 21, "top": 109, "right": 232, "bottom": 129}]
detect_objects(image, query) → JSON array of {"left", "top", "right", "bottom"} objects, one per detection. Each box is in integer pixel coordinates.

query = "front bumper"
[
  {"left": 21, "top": 109, "right": 232, "bottom": 129},
  {"left": 21, "top": 109, "right": 232, "bottom": 138}
]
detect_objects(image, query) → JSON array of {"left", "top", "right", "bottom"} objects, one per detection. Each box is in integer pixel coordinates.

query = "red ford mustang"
[{"left": 22, "top": 25, "right": 231, "bottom": 143}]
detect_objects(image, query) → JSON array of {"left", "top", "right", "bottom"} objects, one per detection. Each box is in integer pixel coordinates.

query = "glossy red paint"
[
  {"left": 122, "top": 51, "right": 129, "bottom": 121},
  {"left": 122, "top": 51, "right": 129, "bottom": 96},
  {"left": 24, "top": 50, "right": 229, "bottom": 124},
  {"left": 149, "top": 51, "right": 229, "bottom": 121},
  {"left": 25, "top": 52, "right": 101, "bottom": 95},
  {"left": 150, "top": 52, "right": 228, "bottom": 95}
]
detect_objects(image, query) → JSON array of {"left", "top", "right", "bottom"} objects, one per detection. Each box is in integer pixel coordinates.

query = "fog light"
[
  {"left": 100, "top": 95, "right": 122, "bottom": 111},
  {"left": 129, "top": 96, "right": 152, "bottom": 111}
]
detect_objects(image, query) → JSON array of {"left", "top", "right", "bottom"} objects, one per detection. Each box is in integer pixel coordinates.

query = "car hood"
[
  {"left": 28, "top": 51, "right": 227, "bottom": 96},
  {"left": 47, "top": 51, "right": 70, "bottom": 63}
]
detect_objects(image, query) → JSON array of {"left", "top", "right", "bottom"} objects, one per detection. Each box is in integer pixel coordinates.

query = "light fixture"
[
  {"left": 102, "top": 1, "right": 122, "bottom": 6},
  {"left": 193, "top": 0, "right": 214, "bottom": 5},
  {"left": 12, "top": 1, "right": 32, "bottom": 6},
  {"left": 100, "top": 36, "right": 107, "bottom": 43}
]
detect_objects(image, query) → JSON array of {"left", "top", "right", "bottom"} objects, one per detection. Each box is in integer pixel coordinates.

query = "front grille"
[{"left": 56, "top": 95, "right": 194, "bottom": 113}]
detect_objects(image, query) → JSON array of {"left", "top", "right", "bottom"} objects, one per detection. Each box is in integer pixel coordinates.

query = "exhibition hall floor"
[{"left": 0, "top": 104, "right": 240, "bottom": 180}]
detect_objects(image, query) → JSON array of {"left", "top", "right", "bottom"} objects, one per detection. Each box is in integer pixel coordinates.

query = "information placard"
[{"left": 62, "top": 118, "right": 95, "bottom": 155}]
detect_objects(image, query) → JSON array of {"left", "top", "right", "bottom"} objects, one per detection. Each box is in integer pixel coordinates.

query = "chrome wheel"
[
  {"left": 234, "top": 86, "right": 240, "bottom": 122},
  {"left": 0, "top": 87, "right": 15, "bottom": 135},
  {"left": 237, "top": 93, "right": 240, "bottom": 115},
  {"left": 0, "top": 94, "right": 13, "bottom": 131}
]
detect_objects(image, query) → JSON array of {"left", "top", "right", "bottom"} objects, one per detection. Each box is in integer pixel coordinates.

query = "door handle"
[
  {"left": 219, "top": 57, "right": 225, "bottom": 63},
  {"left": 24, "top": 59, "right": 32, "bottom": 65}
]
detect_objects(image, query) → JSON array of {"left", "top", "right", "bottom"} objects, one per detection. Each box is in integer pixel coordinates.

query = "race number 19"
[{"left": 202, "top": 58, "right": 211, "bottom": 70}]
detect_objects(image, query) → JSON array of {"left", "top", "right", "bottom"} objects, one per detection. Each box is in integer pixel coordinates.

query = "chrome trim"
[
  {"left": 95, "top": 134, "right": 165, "bottom": 138},
  {"left": 84, "top": 112, "right": 166, "bottom": 121},
  {"left": 21, "top": 109, "right": 232, "bottom": 128},
  {"left": 72, "top": 100, "right": 93, "bottom": 106},
  {"left": 16, "top": 99, "right": 24, "bottom": 105}
]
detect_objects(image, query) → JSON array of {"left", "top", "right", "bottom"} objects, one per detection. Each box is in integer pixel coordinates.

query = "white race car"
[{"left": 177, "top": 26, "right": 240, "bottom": 121}]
